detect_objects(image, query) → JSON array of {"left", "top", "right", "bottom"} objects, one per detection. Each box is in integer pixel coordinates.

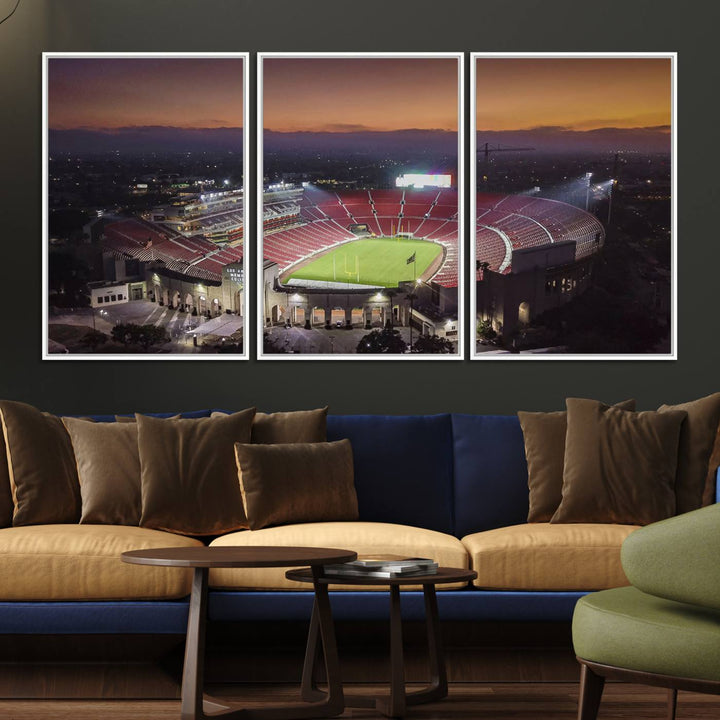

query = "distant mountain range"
[
  {"left": 264, "top": 128, "right": 458, "bottom": 155},
  {"left": 49, "top": 124, "right": 670, "bottom": 157},
  {"left": 476, "top": 126, "right": 671, "bottom": 154},
  {"left": 49, "top": 126, "right": 244, "bottom": 154}
]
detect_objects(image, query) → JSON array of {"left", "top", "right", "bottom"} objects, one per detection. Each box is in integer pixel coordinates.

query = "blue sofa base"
[{"left": 0, "top": 591, "right": 587, "bottom": 634}]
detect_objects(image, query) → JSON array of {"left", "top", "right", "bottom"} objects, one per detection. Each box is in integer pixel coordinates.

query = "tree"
[
  {"left": 111, "top": 324, "right": 134, "bottom": 346},
  {"left": 136, "top": 324, "right": 170, "bottom": 350},
  {"left": 411, "top": 334, "right": 455, "bottom": 354},
  {"left": 263, "top": 332, "right": 288, "bottom": 354},
  {"left": 82, "top": 329, "right": 108, "bottom": 352},
  {"left": 477, "top": 319, "right": 497, "bottom": 341},
  {"left": 356, "top": 328, "right": 408, "bottom": 354},
  {"left": 111, "top": 323, "right": 169, "bottom": 350},
  {"left": 48, "top": 251, "right": 91, "bottom": 307}
]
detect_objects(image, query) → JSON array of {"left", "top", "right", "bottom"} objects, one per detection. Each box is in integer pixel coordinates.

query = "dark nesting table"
[
  {"left": 286, "top": 565, "right": 477, "bottom": 718},
  {"left": 122, "top": 546, "right": 356, "bottom": 720}
]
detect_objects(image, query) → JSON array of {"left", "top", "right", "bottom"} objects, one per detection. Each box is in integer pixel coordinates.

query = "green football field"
[{"left": 287, "top": 238, "right": 442, "bottom": 288}]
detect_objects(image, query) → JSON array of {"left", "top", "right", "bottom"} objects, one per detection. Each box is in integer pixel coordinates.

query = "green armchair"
[{"left": 572, "top": 503, "right": 720, "bottom": 720}]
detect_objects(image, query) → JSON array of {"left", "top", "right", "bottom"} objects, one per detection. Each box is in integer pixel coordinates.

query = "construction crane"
[{"left": 480, "top": 142, "right": 535, "bottom": 161}]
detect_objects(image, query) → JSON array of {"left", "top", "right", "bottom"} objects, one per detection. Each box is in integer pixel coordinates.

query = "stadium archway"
[
  {"left": 270, "top": 304, "right": 284, "bottom": 323},
  {"left": 518, "top": 301, "right": 531, "bottom": 325},
  {"left": 171, "top": 290, "right": 180, "bottom": 309},
  {"left": 161, "top": 288, "right": 169, "bottom": 307},
  {"left": 185, "top": 293, "right": 194, "bottom": 313}
]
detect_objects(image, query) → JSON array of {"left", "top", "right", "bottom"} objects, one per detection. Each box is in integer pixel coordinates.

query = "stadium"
[
  {"left": 97, "top": 190, "right": 245, "bottom": 320},
  {"left": 261, "top": 184, "right": 460, "bottom": 342},
  {"left": 260, "top": 182, "right": 605, "bottom": 348},
  {"left": 475, "top": 192, "right": 605, "bottom": 342}
]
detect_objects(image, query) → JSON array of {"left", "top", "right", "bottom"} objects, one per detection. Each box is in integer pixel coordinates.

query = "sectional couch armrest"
[{"left": 621, "top": 503, "right": 720, "bottom": 611}]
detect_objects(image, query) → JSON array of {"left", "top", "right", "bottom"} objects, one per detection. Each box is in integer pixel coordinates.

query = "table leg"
[
  {"left": 345, "top": 583, "right": 448, "bottom": 718},
  {"left": 181, "top": 567, "right": 208, "bottom": 720},
  {"left": 405, "top": 584, "right": 448, "bottom": 705},
  {"left": 181, "top": 566, "right": 343, "bottom": 720},
  {"left": 310, "top": 567, "right": 344, "bottom": 715},
  {"left": 375, "top": 585, "right": 407, "bottom": 718},
  {"left": 300, "top": 597, "right": 323, "bottom": 702}
]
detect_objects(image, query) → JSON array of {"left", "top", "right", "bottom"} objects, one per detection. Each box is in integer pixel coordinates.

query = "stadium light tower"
[
  {"left": 607, "top": 179, "right": 616, "bottom": 226},
  {"left": 585, "top": 172, "right": 593, "bottom": 211}
]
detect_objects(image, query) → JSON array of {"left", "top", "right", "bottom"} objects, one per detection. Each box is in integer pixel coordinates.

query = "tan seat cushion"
[
  {"left": 0, "top": 525, "right": 203, "bottom": 600},
  {"left": 209, "top": 521, "right": 469, "bottom": 591},
  {"left": 462, "top": 523, "right": 639, "bottom": 591}
]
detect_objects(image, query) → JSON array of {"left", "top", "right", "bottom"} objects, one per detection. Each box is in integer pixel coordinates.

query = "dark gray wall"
[{"left": 0, "top": 0, "right": 716, "bottom": 415}]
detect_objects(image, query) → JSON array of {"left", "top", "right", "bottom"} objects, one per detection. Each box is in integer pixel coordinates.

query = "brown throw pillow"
[
  {"left": 658, "top": 393, "right": 720, "bottom": 514},
  {"left": 138, "top": 409, "right": 256, "bottom": 536},
  {"left": 0, "top": 426, "right": 13, "bottom": 528},
  {"left": 518, "top": 399, "right": 636, "bottom": 522},
  {"left": 212, "top": 407, "right": 327, "bottom": 444},
  {"left": 115, "top": 414, "right": 180, "bottom": 423},
  {"left": 705, "top": 426, "right": 720, "bottom": 507},
  {"left": 235, "top": 440, "right": 358, "bottom": 531},
  {"left": 62, "top": 417, "right": 141, "bottom": 525},
  {"left": 0, "top": 400, "right": 81, "bottom": 525},
  {"left": 252, "top": 408, "right": 328, "bottom": 444},
  {"left": 552, "top": 398, "right": 686, "bottom": 525}
]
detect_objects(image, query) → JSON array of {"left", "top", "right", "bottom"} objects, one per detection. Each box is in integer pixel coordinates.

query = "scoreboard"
[{"left": 395, "top": 173, "right": 452, "bottom": 189}]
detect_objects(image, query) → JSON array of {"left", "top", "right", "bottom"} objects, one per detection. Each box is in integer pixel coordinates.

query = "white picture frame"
[
  {"left": 257, "top": 52, "right": 464, "bottom": 360},
  {"left": 470, "top": 52, "right": 677, "bottom": 361},
  {"left": 42, "top": 52, "right": 250, "bottom": 360}
]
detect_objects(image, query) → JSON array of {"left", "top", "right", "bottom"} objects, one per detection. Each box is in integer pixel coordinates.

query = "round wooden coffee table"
[
  {"left": 122, "top": 546, "right": 356, "bottom": 720},
  {"left": 286, "top": 566, "right": 477, "bottom": 718}
]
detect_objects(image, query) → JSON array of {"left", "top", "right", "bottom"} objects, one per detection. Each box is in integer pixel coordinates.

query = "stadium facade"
[
  {"left": 89, "top": 194, "right": 245, "bottom": 320},
  {"left": 260, "top": 186, "right": 459, "bottom": 340},
  {"left": 84, "top": 183, "right": 603, "bottom": 348},
  {"left": 475, "top": 193, "right": 605, "bottom": 340}
]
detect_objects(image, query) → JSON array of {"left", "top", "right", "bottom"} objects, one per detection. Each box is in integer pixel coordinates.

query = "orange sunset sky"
[
  {"left": 48, "top": 57, "right": 244, "bottom": 130},
  {"left": 475, "top": 57, "right": 671, "bottom": 131},
  {"left": 47, "top": 56, "right": 670, "bottom": 137},
  {"left": 263, "top": 58, "right": 459, "bottom": 133}
]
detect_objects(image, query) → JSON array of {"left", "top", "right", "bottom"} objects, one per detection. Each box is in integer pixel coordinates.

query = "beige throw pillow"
[{"left": 62, "top": 417, "right": 141, "bottom": 525}]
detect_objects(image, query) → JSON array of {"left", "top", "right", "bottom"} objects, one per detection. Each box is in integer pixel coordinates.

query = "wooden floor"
[{"left": 1, "top": 683, "right": 719, "bottom": 719}]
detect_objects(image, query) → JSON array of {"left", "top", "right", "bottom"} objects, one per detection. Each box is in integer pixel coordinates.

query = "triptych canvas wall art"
[
  {"left": 43, "top": 53, "right": 249, "bottom": 360},
  {"left": 42, "top": 52, "right": 675, "bottom": 361},
  {"left": 471, "top": 53, "right": 675, "bottom": 360},
  {"left": 258, "top": 53, "right": 463, "bottom": 359}
]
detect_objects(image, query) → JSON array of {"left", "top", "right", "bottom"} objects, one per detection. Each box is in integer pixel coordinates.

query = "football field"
[{"left": 286, "top": 238, "right": 442, "bottom": 288}]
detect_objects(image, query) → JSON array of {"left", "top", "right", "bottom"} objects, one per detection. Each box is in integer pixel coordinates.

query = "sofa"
[{"left": 0, "top": 409, "right": 675, "bottom": 639}]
